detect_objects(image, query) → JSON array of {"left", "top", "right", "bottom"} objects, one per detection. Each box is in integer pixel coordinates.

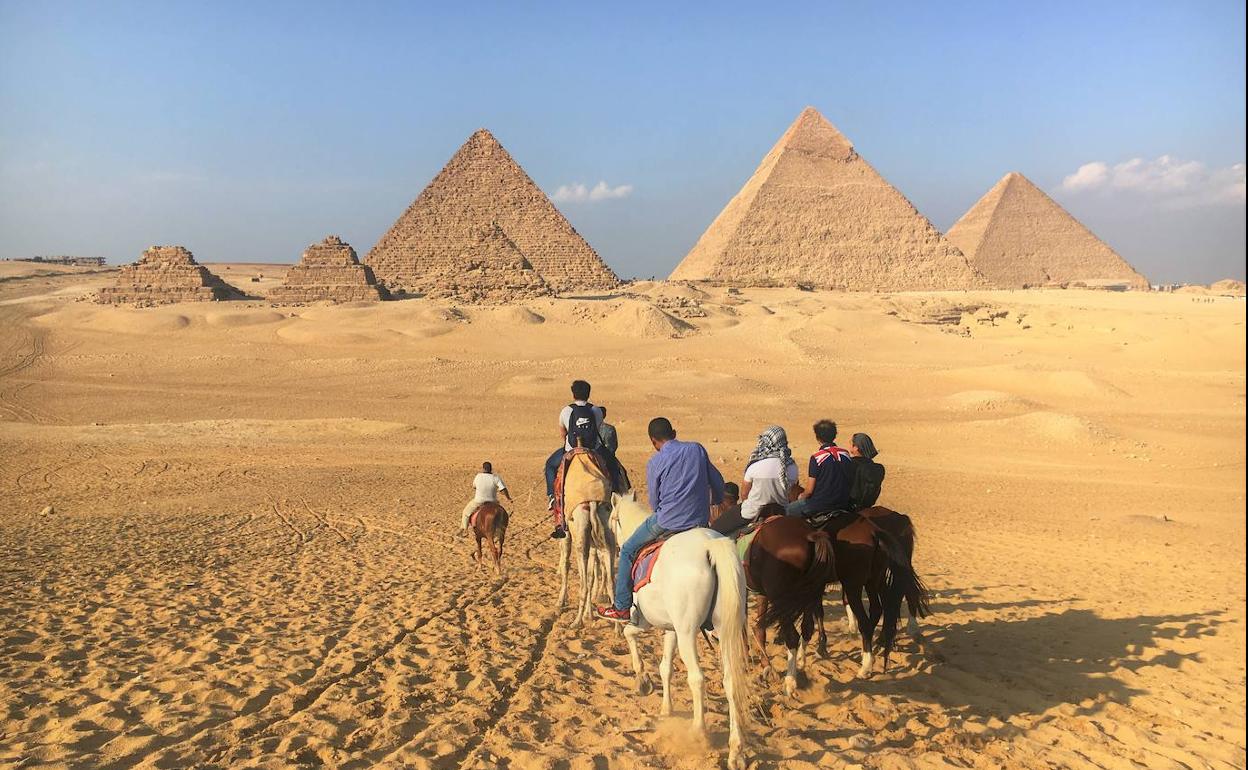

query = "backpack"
[{"left": 567, "top": 403, "right": 602, "bottom": 449}]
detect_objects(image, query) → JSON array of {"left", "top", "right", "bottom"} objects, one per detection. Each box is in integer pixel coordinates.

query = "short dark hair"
[
  {"left": 813, "top": 419, "right": 838, "bottom": 445},
  {"left": 482, "top": 461, "right": 493, "bottom": 473},
  {"left": 571, "top": 380, "right": 591, "bottom": 400},
  {"left": 599, "top": 406, "right": 607, "bottom": 417},
  {"left": 723, "top": 481, "right": 740, "bottom": 500},
  {"left": 648, "top": 417, "right": 676, "bottom": 441}
]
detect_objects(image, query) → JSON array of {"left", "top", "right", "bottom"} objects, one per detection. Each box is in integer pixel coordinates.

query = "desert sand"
[{"left": 0, "top": 268, "right": 1244, "bottom": 769}]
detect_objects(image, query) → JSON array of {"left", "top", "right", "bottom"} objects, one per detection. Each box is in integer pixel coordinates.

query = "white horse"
[
  {"left": 609, "top": 492, "right": 752, "bottom": 770},
  {"left": 555, "top": 452, "right": 616, "bottom": 627}
]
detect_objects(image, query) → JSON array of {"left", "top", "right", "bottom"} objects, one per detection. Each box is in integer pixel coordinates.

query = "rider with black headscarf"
[{"left": 847, "top": 432, "right": 885, "bottom": 510}]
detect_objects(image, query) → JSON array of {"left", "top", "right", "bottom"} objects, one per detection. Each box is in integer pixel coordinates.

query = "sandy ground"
[{"left": 0, "top": 268, "right": 1244, "bottom": 770}]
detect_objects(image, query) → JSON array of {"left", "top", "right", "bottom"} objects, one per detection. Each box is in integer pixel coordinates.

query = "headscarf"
[
  {"left": 745, "top": 425, "right": 795, "bottom": 476},
  {"left": 852, "top": 432, "right": 879, "bottom": 460}
]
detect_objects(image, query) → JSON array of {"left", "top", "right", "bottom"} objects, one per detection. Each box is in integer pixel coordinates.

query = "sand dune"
[{"left": 0, "top": 269, "right": 1244, "bottom": 770}]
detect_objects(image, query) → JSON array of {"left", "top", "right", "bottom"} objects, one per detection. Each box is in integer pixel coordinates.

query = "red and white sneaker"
[{"left": 595, "top": 605, "right": 630, "bottom": 623}]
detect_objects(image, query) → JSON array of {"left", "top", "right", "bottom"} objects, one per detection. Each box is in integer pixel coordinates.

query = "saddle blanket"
[{"left": 631, "top": 538, "right": 666, "bottom": 592}]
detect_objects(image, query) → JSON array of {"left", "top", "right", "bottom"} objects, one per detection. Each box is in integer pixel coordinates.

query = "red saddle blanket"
[{"left": 631, "top": 538, "right": 666, "bottom": 592}]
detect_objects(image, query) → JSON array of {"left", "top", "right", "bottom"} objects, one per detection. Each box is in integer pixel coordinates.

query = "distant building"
[{"left": 8, "top": 256, "right": 107, "bottom": 267}]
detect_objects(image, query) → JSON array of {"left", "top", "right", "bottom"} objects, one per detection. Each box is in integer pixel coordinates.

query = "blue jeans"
[
  {"left": 614, "top": 514, "right": 670, "bottom": 612},
  {"left": 544, "top": 448, "right": 564, "bottom": 497},
  {"left": 785, "top": 499, "right": 812, "bottom": 517}
]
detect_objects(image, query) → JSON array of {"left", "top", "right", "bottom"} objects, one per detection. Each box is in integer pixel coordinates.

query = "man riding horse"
[
  {"left": 785, "top": 419, "right": 853, "bottom": 520},
  {"left": 595, "top": 417, "right": 725, "bottom": 623}
]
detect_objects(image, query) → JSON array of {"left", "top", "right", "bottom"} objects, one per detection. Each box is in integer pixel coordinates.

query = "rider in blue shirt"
[{"left": 596, "top": 417, "right": 725, "bottom": 622}]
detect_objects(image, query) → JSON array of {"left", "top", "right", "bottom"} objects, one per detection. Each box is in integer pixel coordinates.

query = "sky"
[{"left": 1, "top": 1, "right": 1244, "bottom": 284}]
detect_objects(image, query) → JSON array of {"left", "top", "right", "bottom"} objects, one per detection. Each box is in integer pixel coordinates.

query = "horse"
[
  {"left": 814, "top": 506, "right": 931, "bottom": 677},
  {"left": 554, "top": 449, "right": 617, "bottom": 627},
  {"left": 741, "top": 507, "right": 836, "bottom": 696},
  {"left": 468, "top": 501, "right": 509, "bottom": 574},
  {"left": 609, "top": 492, "right": 753, "bottom": 770}
]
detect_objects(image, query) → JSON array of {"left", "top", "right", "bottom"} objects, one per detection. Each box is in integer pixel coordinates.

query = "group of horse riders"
[{"left": 458, "top": 379, "right": 888, "bottom": 624}]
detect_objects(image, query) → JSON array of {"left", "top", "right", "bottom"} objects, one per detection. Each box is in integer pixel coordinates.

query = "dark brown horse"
[
  {"left": 744, "top": 508, "right": 836, "bottom": 696},
  {"left": 815, "top": 506, "right": 931, "bottom": 677},
  {"left": 469, "top": 502, "right": 509, "bottom": 574}
]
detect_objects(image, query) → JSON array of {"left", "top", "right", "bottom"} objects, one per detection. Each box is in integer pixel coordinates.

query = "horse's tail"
[
  {"left": 877, "top": 524, "right": 931, "bottom": 662},
  {"left": 708, "top": 536, "right": 752, "bottom": 737}
]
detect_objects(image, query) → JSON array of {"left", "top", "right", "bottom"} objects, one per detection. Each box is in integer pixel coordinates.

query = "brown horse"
[
  {"left": 815, "top": 506, "right": 930, "bottom": 677},
  {"left": 744, "top": 507, "right": 836, "bottom": 696},
  {"left": 469, "top": 502, "right": 509, "bottom": 574}
]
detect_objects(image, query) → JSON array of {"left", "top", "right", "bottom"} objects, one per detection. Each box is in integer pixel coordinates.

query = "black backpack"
[{"left": 567, "top": 403, "right": 601, "bottom": 449}]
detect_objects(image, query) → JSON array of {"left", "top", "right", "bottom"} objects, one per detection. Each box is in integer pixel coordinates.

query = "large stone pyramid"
[
  {"left": 366, "top": 129, "right": 618, "bottom": 294},
  {"left": 97, "top": 245, "right": 242, "bottom": 305},
  {"left": 268, "top": 235, "right": 388, "bottom": 303},
  {"left": 420, "top": 223, "right": 553, "bottom": 304},
  {"left": 946, "top": 172, "right": 1148, "bottom": 289},
  {"left": 669, "top": 107, "right": 983, "bottom": 290}
]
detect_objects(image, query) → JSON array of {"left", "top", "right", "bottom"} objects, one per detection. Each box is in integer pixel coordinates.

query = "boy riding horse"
[
  {"left": 595, "top": 417, "right": 725, "bottom": 623},
  {"left": 545, "top": 380, "right": 622, "bottom": 538}
]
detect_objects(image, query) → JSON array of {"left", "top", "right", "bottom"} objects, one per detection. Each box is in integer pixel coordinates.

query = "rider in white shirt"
[{"left": 460, "top": 461, "right": 512, "bottom": 530}]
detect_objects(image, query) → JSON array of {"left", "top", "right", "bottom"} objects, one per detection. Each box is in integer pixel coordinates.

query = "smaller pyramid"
[
  {"left": 268, "top": 236, "right": 388, "bottom": 303},
  {"left": 97, "top": 245, "right": 242, "bottom": 305},
  {"left": 419, "top": 223, "right": 553, "bottom": 304},
  {"left": 947, "top": 173, "right": 1148, "bottom": 289}
]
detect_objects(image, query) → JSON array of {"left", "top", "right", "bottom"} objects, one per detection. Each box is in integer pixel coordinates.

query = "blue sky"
[{"left": 1, "top": 1, "right": 1244, "bottom": 283}]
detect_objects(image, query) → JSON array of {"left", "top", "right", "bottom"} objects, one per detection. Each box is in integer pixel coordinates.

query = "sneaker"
[
  {"left": 595, "top": 605, "right": 630, "bottom": 623},
  {"left": 550, "top": 526, "right": 566, "bottom": 540}
]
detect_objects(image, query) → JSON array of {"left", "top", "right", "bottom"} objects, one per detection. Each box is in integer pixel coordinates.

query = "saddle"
[
  {"left": 631, "top": 536, "right": 670, "bottom": 592},
  {"left": 468, "top": 502, "right": 503, "bottom": 531},
  {"left": 553, "top": 447, "right": 614, "bottom": 527}
]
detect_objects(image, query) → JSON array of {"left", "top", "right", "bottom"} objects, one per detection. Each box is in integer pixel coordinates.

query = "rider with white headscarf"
[{"left": 710, "top": 425, "right": 799, "bottom": 535}]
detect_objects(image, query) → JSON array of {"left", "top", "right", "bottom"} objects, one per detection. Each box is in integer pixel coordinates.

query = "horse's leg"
[
  {"left": 473, "top": 532, "right": 483, "bottom": 566},
  {"left": 674, "top": 628, "right": 706, "bottom": 732},
  {"left": 496, "top": 526, "right": 506, "bottom": 573},
  {"left": 846, "top": 585, "right": 874, "bottom": 678},
  {"left": 623, "top": 622, "right": 652, "bottom": 695},
  {"left": 816, "top": 590, "right": 829, "bottom": 658},
  {"left": 844, "top": 590, "right": 859, "bottom": 634},
  {"left": 751, "top": 596, "right": 772, "bottom": 679},
  {"left": 487, "top": 526, "right": 502, "bottom": 575},
  {"left": 781, "top": 619, "right": 799, "bottom": 697},
  {"left": 659, "top": 629, "right": 677, "bottom": 716},
  {"left": 557, "top": 531, "right": 571, "bottom": 609},
  {"left": 799, "top": 605, "right": 816, "bottom": 672}
]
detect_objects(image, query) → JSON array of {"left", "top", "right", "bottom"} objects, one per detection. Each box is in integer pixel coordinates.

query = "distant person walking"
[{"left": 460, "top": 462, "right": 512, "bottom": 531}]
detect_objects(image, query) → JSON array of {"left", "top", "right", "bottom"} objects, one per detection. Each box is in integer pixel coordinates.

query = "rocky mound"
[{"left": 418, "top": 224, "right": 554, "bottom": 304}]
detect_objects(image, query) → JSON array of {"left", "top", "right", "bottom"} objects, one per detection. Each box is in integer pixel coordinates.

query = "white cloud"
[
  {"left": 551, "top": 180, "right": 634, "bottom": 203},
  {"left": 1061, "top": 155, "right": 1245, "bottom": 208}
]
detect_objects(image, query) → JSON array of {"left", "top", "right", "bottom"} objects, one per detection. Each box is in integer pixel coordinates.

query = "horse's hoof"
[
  {"left": 638, "top": 676, "right": 653, "bottom": 696},
  {"left": 727, "top": 749, "right": 746, "bottom": 770},
  {"left": 660, "top": 702, "right": 672, "bottom": 717},
  {"left": 783, "top": 676, "right": 797, "bottom": 697}
]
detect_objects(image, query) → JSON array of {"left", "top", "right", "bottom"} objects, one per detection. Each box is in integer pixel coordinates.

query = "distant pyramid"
[
  {"left": 420, "top": 223, "right": 553, "bottom": 304},
  {"left": 669, "top": 107, "right": 982, "bottom": 290},
  {"left": 946, "top": 172, "right": 1148, "bottom": 289},
  {"left": 269, "top": 235, "right": 387, "bottom": 303},
  {"left": 97, "top": 245, "right": 242, "bottom": 305},
  {"left": 366, "top": 129, "right": 618, "bottom": 294}
]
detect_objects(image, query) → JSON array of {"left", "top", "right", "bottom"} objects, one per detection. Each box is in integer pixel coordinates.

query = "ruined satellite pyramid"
[
  {"left": 419, "top": 223, "right": 553, "bottom": 304},
  {"left": 669, "top": 107, "right": 983, "bottom": 290},
  {"left": 946, "top": 172, "right": 1148, "bottom": 289},
  {"left": 97, "top": 245, "right": 242, "bottom": 305},
  {"left": 268, "top": 235, "right": 388, "bottom": 303},
  {"left": 366, "top": 129, "right": 618, "bottom": 294}
]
